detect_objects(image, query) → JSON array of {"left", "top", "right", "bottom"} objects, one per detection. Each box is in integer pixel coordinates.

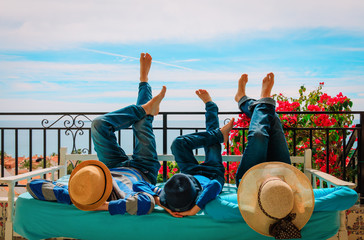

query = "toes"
[
  {"left": 231, "top": 118, "right": 235, "bottom": 126},
  {"left": 269, "top": 72, "right": 274, "bottom": 80},
  {"left": 161, "top": 86, "right": 167, "bottom": 95}
]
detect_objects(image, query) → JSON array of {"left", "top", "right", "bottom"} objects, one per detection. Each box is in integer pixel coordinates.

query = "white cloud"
[
  {"left": 2, "top": 83, "right": 363, "bottom": 117},
  {"left": 0, "top": 60, "right": 139, "bottom": 83},
  {"left": 351, "top": 98, "right": 364, "bottom": 111},
  {"left": 1, "top": 0, "right": 364, "bottom": 50},
  {"left": 11, "top": 81, "right": 65, "bottom": 92},
  {"left": 1, "top": 58, "right": 363, "bottom": 113}
]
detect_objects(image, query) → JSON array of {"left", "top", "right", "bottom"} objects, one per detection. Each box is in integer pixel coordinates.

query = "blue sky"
[{"left": 1, "top": 0, "right": 364, "bottom": 113}]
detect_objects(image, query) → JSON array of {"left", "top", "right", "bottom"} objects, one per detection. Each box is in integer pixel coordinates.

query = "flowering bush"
[
  {"left": 157, "top": 161, "right": 180, "bottom": 183},
  {"left": 224, "top": 83, "right": 356, "bottom": 183}
]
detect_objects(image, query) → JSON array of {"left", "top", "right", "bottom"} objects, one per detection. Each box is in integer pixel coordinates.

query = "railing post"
[
  {"left": 163, "top": 113, "right": 167, "bottom": 182},
  {"left": 5, "top": 182, "right": 15, "bottom": 240},
  {"left": 1, "top": 129, "right": 4, "bottom": 177},
  {"left": 359, "top": 113, "right": 364, "bottom": 204},
  {"left": 326, "top": 129, "right": 330, "bottom": 173},
  {"left": 59, "top": 147, "right": 67, "bottom": 178}
]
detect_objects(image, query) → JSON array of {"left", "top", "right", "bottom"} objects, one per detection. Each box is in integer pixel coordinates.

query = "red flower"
[{"left": 307, "top": 105, "right": 322, "bottom": 111}]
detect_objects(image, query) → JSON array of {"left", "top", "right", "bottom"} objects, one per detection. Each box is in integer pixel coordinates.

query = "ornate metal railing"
[{"left": 0, "top": 111, "right": 363, "bottom": 203}]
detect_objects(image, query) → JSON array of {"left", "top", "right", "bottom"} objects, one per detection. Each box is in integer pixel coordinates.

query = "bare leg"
[
  {"left": 142, "top": 86, "right": 167, "bottom": 116},
  {"left": 140, "top": 53, "right": 152, "bottom": 82},
  {"left": 197, "top": 89, "right": 219, "bottom": 131},
  {"left": 137, "top": 53, "right": 153, "bottom": 105},
  {"left": 196, "top": 89, "right": 212, "bottom": 104},
  {"left": 235, "top": 74, "right": 248, "bottom": 102},
  {"left": 261, "top": 72, "right": 274, "bottom": 98},
  {"left": 195, "top": 88, "right": 234, "bottom": 142}
]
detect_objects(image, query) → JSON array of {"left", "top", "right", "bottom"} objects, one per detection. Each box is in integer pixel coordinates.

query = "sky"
[{"left": 1, "top": 0, "right": 364, "bottom": 113}]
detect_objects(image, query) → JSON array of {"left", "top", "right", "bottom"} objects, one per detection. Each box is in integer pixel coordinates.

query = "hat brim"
[
  {"left": 160, "top": 174, "right": 202, "bottom": 212},
  {"left": 69, "top": 160, "right": 113, "bottom": 211},
  {"left": 237, "top": 162, "right": 314, "bottom": 237}
]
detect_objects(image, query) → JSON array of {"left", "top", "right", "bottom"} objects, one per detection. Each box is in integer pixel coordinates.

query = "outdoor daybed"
[{"left": 1, "top": 148, "right": 358, "bottom": 240}]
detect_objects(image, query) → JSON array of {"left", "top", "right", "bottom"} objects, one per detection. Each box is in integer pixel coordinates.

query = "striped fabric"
[
  {"left": 27, "top": 167, "right": 161, "bottom": 216},
  {"left": 107, "top": 167, "right": 161, "bottom": 215},
  {"left": 26, "top": 179, "right": 71, "bottom": 204}
]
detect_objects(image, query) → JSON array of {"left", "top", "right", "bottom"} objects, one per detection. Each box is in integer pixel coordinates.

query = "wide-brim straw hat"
[
  {"left": 69, "top": 160, "right": 113, "bottom": 211},
  {"left": 237, "top": 162, "right": 314, "bottom": 238}
]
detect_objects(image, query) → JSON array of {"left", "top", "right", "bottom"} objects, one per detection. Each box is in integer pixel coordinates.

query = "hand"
[
  {"left": 93, "top": 201, "right": 109, "bottom": 211},
  {"left": 174, "top": 205, "right": 201, "bottom": 217},
  {"left": 154, "top": 196, "right": 183, "bottom": 218}
]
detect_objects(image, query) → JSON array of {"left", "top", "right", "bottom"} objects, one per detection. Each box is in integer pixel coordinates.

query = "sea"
[
  {"left": 1, "top": 113, "right": 359, "bottom": 158},
  {"left": 0, "top": 116, "right": 234, "bottom": 157}
]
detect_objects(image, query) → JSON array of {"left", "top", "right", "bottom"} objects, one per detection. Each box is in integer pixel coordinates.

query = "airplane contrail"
[{"left": 81, "top": 48, "right": 193, "bottom": 70}]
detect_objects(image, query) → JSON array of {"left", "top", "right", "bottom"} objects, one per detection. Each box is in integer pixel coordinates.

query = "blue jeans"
[
  {"left": 235, "top": 96, "right": 291, "bottom": 187},
  {"left": 171, "top": 101, "right": 225, "bottom": 187},
  {"left": 91, "top": 82, "right": 160, "bottom": 185}
]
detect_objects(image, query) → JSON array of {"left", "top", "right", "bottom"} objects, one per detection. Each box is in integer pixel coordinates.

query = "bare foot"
[
  {"left": 261, "top": 73, "right": 274, "bottom": 98},
  {"left": 140, "top": 53, "right": 152, "bottom": 82},
  {"left": 195, "top": 89, "right": 212, "bottom": 104},
  {"left": 220, "top": 118, "right": 235, "bottom": 143},
  {"left": 235, "top": 74, "right": 248, "bottom": 102},
  {"left": 142, "top": 86, "right": 167, "bottom": 116}
]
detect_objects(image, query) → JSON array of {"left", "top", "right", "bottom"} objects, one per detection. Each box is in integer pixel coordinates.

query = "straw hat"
[
  {"left": 69, "top": 160, "right": 113, "bottom": 211},
  {"left": 237, "top": 162, "right": 314, "bottom": 239}
]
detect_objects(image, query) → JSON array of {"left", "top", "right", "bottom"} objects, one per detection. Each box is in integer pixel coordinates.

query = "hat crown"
[
  {"left": 162, "top": 173, "right": 199, "bottom": 211},
  {"left": 259, "top": 178, "right": 294, "bottom": 219},
  {"left": 238, "top": 162, "right": 314, "bottom": 237},
  {"left": 69, "top": 165, "right": 106, "bottom": 205}
]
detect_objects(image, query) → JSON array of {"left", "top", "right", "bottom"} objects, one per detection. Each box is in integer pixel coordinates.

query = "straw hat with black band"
[
  {"left": 68, "top": 160, "right": 113, "bottom": 211},
  {"left": 237, "top": 162, "right": 314, "bottom": 239}
]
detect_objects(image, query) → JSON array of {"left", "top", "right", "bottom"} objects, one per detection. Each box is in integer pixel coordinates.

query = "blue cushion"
[
  {"left": 205, "top": 187, "right": 358, "bottom": 221},
  {"left": 313, "top": 187, "right": 358, "bottom": 211}
]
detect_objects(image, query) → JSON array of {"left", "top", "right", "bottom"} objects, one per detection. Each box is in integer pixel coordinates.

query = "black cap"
[{"left": 159, "top": 173, "right": 202, "bottom": 212}]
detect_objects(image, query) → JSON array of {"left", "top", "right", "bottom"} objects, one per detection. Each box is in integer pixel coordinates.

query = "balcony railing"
[{"left": 0, "top": 111, "right": 363, "bottom": 203}]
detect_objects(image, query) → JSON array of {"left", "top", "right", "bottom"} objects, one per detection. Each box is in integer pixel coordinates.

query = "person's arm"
[
  {"left": 132, "top": 181, "right": 162, "bottom": 196},
  {"left": 174, "top": 205, "right": 201, "bottom": 217},
  {"left": 135, "top": 182, "right": 182, "bottom": 218},
  {"left": 105, "top": 181, "right": 162, "bottom": 215},
  {"left": 195, "top": 179, "right": 222, "bottom": 209},
  {"left": 26, "top": 179, "right": 71, "bottom": 204},
  {"left": 175, "top": 179, "right": 222, "bottom": 217},
  {"left": 107, "top": 191, "right": 155, "bottom": 215},
  {"left": 93, "top": 201, "right": 109, "bottom": 211},
  {"left": 153, "top": 195, "right": 183, "bottom": 218},
  {"left": 129, "top": 181, "right": 185, "bottom": 217}
]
